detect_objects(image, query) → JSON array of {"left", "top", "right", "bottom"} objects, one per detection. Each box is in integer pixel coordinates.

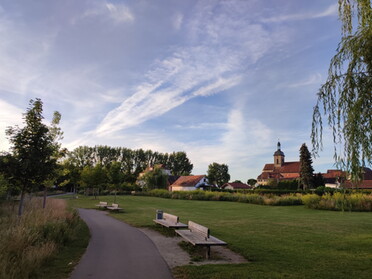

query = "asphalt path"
[{"left": 70, "top": 209, "right": 173, "bottom": 279}]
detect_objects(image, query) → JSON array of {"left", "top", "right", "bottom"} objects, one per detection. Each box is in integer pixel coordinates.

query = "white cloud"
[
  {"left": 94, "top": 2, "right": 284, "bottom": 137},
  {"left": 287, "top": 73, "right": 322, "bottom": 88},
  {"left": 262, "top": 3, "right": 338, "bottom": 23},
  {"left": 76, "top": 2, "right": 134, "bottom": 25},
  {"left": 105, "top": 3, "right": 134, "bottom": 24},
  {"left": 172, "top": 13, "right": 183, "bottom": 30},
  {"left": 0, "top": 100, "right": 23, "bottom": 151}
]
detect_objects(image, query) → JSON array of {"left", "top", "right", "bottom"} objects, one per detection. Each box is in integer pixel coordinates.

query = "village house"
[
  {"left": 257, "top": 142, "right": 300, "bottom": 185},
  {"left": 321, "top": 169, "right": 346, "bottom": 188},
  {"left": 169, "top": 175, "right": 209, "bottom": 191},
  {"left": 221, "top": 182, "right": 252, "bottom": 190},
  {"left": 344, "top": 167, "right": 372, "bottom": 189}
]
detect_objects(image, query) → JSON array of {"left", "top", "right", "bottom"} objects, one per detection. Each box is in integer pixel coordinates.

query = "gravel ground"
[{"left": 139, "top": 228, "right": 248, "bottom": 268}]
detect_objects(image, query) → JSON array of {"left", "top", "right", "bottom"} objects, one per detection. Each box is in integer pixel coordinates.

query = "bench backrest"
[
  {"left": 163, "top": 213, "right": 179, "bottom": 224},
  {"left": 188, "top": 221, "right": 209, "bottom": 240},
  {"left": 100, "top": 202, "right": 108, "bottom": 205},
  {"left": 111, "top": 203, "right": 119, "bottom": 208}
]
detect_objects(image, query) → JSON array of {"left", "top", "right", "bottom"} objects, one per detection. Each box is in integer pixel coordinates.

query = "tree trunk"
[
  {"left": 43, "top": 186, "right": 47, "bottom": 209},
  {"left": 18, "top": 190, "right": 25, "bottom": 216}
]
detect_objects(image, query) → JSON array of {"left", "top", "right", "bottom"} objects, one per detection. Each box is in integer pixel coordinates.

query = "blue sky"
[{"left": 0, "top": 0, "right": 344, "bottom": 181}]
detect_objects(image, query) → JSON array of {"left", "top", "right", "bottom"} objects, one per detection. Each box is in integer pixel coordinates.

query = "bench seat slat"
[
  {"left": 175, "top": 229, "right": 227, "bottom": 246},
  {"left": 107, "top": 203, "right": 122, "bottom": 211},
  {"left": 153, "top": 219, "right": 188, "bottom": 228}
]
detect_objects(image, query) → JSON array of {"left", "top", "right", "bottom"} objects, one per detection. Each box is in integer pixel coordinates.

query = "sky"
[{"left": 0, "top": 0, "right": 346, "bottom": 181}]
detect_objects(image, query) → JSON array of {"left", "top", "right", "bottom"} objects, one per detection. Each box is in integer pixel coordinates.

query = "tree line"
[
  {"left": 0, "top": 99, "right": 193, "bottom": 215},
  {"left": 61, "top": 146, "right": 193, "bottom": 189}
]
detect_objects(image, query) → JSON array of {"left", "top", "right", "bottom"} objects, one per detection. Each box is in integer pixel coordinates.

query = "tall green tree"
[
  {"left": 247, "top": 178, "right": 257, "bottom": 186},
  {"left": 207, "top": 162, "right": 230, "bottom": 187},
  {"left": 168, "top": 151, "right": 193, "bottom": 176},
  {"left": 312, "top": 0, "right": 372, "bottom": 182},
  {"left": 314, "top": 172, "right": 325, "bottom": 188},
  {"left": 79, "top": 164, "right": 107, "bottom": 190},
  {"left": 6, "top": 99, "right": 62, "bottom": 215},
  {"left": 299, "top": 143, "right": 314, "bottom": 190}
]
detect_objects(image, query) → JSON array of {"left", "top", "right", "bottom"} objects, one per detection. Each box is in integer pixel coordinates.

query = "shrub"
[
  {"left": 302, "top": 192, "right": 372, "bottom": 211},
  {"left": 302, "top": 194, "right": 322, "bottom": 209},
  {"left": 148, "top": 189, "right": 171, "bottom": 199},
  {"left": 273, "top": 194, "right": 303, "bottom": 206}
]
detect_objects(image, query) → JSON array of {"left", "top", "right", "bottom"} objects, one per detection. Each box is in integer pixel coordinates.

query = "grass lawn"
[{"left": 67, "top": 195, "right": 372, "bottom": 279}]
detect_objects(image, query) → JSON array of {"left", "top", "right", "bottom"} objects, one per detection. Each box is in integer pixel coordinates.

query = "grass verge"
[
  {"left": 0, "top": 197, "right": 90, "bottom": 279},
  {"left": 34, "top": 216, "right": 90, "bottom": 279},
  {"left": 67, "top": 194, "right": 372, "bottom": 279}
]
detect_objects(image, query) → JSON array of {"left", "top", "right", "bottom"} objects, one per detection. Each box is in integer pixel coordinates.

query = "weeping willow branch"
[{"left": 311, "top": 1, "right": 372, "bottom": 182}]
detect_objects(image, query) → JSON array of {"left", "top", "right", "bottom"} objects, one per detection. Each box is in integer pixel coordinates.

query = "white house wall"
[{"left": 171, "top": 186, "right": 197, "bottom": 191}]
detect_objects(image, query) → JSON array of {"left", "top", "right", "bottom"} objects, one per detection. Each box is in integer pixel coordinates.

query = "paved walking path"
[{"left": 70, "top": 209, "right": 173, "bottom": 279}]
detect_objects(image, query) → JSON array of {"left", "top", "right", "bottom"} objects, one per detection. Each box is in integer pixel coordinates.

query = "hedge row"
[
  {"left": 135, "top": 189, "right": 372, "bottom": 211},
  {"left": 302, "top": 193, "right": 372, "bottom": 211},
  {"left": 136, "top": 189, "right": 303, "bottom": 206}
]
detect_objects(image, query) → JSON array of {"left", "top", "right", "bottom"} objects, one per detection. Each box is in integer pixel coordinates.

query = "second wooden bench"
[
  {"left": 106, "top": 203, "right": 123, "bottom": 212},
  {"left": 175, "top": 221, "right": 227, "bottom": 259}
]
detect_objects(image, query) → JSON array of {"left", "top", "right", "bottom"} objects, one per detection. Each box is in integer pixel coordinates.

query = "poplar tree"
[
  {"left": 299, "top": 143, "right": 314, "bottom": 190},
  {"left": 311, "top": 0, "right": 372, "bottom": 182}
]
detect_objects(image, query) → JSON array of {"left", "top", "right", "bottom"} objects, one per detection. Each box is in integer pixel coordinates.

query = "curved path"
[{"left": 70, "top": 209, "right": 173, "bottom": 279}]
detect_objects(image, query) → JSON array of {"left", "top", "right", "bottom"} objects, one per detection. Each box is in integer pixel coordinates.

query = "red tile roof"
[
  {"left": 322, "top": 170, "right": 346, "bottom": 179},
  {"left": 257, "top": 172, "right": 283, "bottom": 180},
  {"left": 221, "top": 182, "right": 252, "bottom": 189},
  {"left": 263, "top": 164, "right": 275, "bottom": 171},
  {"left": 263, "top": 161, "right": 300, "bottom": 173},
  {"left": 172, "top": 175, "right": 205, "bottom": 187},
  {"left": 344, "top": 180, "right": 372, "bottom": 189}
]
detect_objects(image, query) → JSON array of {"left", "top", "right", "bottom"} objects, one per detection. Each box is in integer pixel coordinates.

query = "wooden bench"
[
  {"left": 106, "top": 203, "right": 123, "bottom": 212},
  {"left": 153, "top": 212, "right": 188, "bottom": 229},
  {"left": 95, "top": 201, "right": 108, "bottom": 209},
  {"left": 176, "top": 221, "right": 227, "bottom": 259}
]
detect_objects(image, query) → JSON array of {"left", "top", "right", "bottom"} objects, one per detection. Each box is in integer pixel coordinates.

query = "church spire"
[{"left": 274, "top": 141, "right": 285, "bottom": 167}]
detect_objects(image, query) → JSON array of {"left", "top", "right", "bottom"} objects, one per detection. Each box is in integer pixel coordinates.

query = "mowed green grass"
[{"left": 68, "top": 195, "right": 372, "bottom": 279}]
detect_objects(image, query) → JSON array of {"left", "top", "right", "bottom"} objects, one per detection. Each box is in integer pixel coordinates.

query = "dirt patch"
[{"left": 139, "top": 228, "right": 248, "bottom": 268}]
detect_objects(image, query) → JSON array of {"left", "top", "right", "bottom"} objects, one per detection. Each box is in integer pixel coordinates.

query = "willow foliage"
[{"left": 312, "top": 0, "right": 372, "bottom": 182}]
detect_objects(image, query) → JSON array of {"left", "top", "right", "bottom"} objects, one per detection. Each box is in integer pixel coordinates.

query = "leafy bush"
[
  {"left": 302, "top": 192, "right": 372, "bottom": 211},
  {"left": 272, "top": 194, "right": 303, "bottom": 206},
  {"left": 314, "top": 186, "right": 337, "bottom": 196},
  {"left": 148, "top": 189, "right": 172, "bottom": 199},
  {"left": 145, "top": 190, "right": 304, "bottom": 206},
  {"left": 277, "top": 180, "right": 299, "bottom": 190},
  {"left": 302, "top": 194, "right": 322, "bottom": 209}
]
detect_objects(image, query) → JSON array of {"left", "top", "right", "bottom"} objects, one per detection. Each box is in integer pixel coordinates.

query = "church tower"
[{"left": 273, "top": 141, "right": 285, "bottom": 167}]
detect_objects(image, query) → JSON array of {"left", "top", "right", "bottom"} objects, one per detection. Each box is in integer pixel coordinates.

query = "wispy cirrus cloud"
[
  {"left": 287, "top": 73, "right": 322, "bottom": 88},
  {"left": 95, "top": 1, "right": 285, "bottom": 137},
  {"left": 73, "top": 2, "right": 134, "bottom": 25},
  {"left": 172, "top": 13, "right": 183, "bottom": 31},
  {"left": 262, "top": 3, "right": 338, "bottom": 23}
]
